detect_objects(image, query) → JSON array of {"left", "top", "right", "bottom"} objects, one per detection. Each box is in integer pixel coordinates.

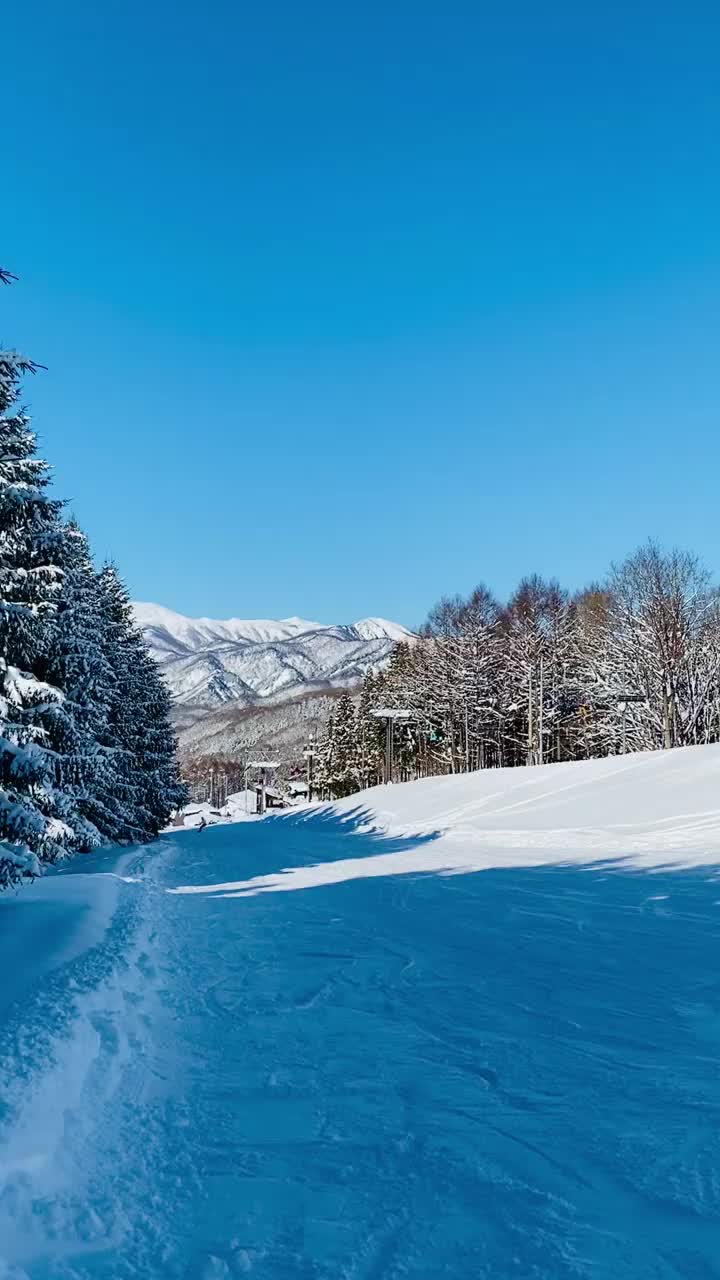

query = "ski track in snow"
[{"left": 1, "top": 747, "right": 720, "bottom": 1277}]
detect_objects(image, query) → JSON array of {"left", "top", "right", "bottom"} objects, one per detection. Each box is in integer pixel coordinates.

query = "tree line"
[
  {"left": 314, "top": 544, "right": 720, "bottom": 797},
  {"left": 0, "top": 273, "right": 185, "bottom": 889}
]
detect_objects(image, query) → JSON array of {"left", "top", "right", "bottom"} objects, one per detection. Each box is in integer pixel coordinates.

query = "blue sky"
[{"left": 4, "top": 1, "right": 720, "bottom": 627}]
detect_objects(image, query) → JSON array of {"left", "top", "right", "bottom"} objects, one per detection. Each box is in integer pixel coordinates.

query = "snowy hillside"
[
  {"left": 177, "top": 689, "right": 343, "bottom": 763},
  {"left": 342, "top": 742, "right": 720, "bottom": 865},
  {"left": 133, "top": 603, "right": 411, "bottom": 709},
  {"left": 177, "top": 743, "right": 720, "bottom": 897}
]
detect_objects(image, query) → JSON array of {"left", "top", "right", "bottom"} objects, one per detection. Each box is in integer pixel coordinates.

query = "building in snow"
[{"left": 287, "top": 780, "right": 310, "bottom": 802}]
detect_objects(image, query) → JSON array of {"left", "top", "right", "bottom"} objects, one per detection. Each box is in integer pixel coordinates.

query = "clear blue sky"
[{"left": 4, "top": 2, "right": 720, "bottom": 627}]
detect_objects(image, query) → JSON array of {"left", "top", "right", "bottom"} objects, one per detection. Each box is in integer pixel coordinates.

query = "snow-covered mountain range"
[{"left": 133, "top": 603, "right": 411, "bottom": 711}]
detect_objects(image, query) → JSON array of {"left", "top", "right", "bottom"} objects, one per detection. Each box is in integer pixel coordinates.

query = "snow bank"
[
  {"left": 170, "top": 744, "right": 720, "bottom": 898},
  {"left": 0, "top": 844, "right": 169, "bottom": 1273},
  {"left": 337, "top": 742, "right": 720, "bottom": 857}
]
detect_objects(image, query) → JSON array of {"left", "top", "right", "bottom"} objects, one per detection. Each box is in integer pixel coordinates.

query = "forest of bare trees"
[{"left": 314, "top": 542, "right": 720, "bottom": 797}]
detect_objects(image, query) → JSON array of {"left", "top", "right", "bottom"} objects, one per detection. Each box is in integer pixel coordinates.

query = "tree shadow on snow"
[
  {"left": 262, "top": 803, "right": 442, "bottom": 866},
  {"left": 163, "top": 805, "right": 445, "bottom": 894}
]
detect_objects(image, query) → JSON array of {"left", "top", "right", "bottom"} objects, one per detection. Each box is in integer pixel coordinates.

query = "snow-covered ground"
[
  {"left": 1, "top": 746, "right": 720, "bottom": 1277},
  {"left": 173, "top": 743, "right": 720, "bottom": 896},
  {"left": 176, "top": 789, "right": 260, "bottom": 828},
  {"left": 336, "top": 739, "right": 720, "bottom": 870}
]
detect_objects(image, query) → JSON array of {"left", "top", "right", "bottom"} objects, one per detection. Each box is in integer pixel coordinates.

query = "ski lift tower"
[
  {"left": 244, "top": 759, "right": 281, "bottom": 815},
  {"left": 372, "top": 708, "right": 413, "bottom": 785}
]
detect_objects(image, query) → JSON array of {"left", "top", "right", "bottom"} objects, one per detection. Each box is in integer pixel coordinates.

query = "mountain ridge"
[{"left": 133, "top": 603, "right": 412, "bottom": 712}]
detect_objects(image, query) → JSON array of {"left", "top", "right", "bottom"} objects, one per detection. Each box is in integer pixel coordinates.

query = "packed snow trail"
[{"left": 1, "top": 768, "right": 720, "bottom": 1275}]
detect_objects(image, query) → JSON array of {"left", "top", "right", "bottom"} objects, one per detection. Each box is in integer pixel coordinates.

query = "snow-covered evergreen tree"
[
  {"left": 325, "top": 691, "right": 360, "bottom": 798},
  {"left": 357, "top": 671, "right": 383, "bottom": 787},
  {"left": 0, "top": 270, "right": 185, "bottom": 885},
  {"left": 35, "top": 522, "right": 123, "bottom": 848},
  {"left": 96, "top": 564, "right": 186, "bottom": 837},
  {"left": 0, "top": 346, "right": 70, "bottom": 886},
  {"left": 313, "top": 714, "right": 334, "bottom": 801}
]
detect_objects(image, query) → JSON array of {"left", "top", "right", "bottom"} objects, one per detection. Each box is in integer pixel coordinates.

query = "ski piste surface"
[{"left": 1, "top": 797, "right": 720, "bottom": 1276}]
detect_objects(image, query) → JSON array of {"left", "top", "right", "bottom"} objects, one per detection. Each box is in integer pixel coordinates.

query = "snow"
[
  {"left": 223, "top": 789, "right": 258, "bottom": 817},
  {"left": 1, "top": 746, "right": 720, "bottom": 1276},
  {"left": 174, "top": 793, "right": 259, "bottom": 826},
  {"left": 172, "top": 743, "right": 720, "bottom": 897},
  {"left": 133, "top": 603, "right": 321, "bottom": 649},
  {"left": 132, "top": 603, "right": 412, "bottom": 649},
  {"left": 0, "top": 843, "right": 168, "bottom": 1272},
  {"left": 132, "top": 603, "right": 414, "bottom": 712},
  {"left": 179, "top": 802, "right": 219, "bottom": 827},
  {"left": 351, "top": 616, "right": 415, "bottom": 642},
  {"left": 174, "top": 688, "right": 339, "bottom": 763}
]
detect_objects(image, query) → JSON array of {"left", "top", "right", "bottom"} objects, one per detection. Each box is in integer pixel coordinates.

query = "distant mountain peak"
[
  {"left": 351, "top": 617, "right": 413, "bottom": 642},
  {"left": 279, "top": 615, "right": 323, "bottom": 628},
  {"left": 133, "top": 603, "right": 412, "bottom": 712},
  {"left": 132, "top": 603, "right": 323, "bottom": 644}
]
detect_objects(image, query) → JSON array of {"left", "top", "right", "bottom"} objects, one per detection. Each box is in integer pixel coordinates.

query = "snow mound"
[{"left": 331, "top": 742, "right": 720, "bottom": 868}]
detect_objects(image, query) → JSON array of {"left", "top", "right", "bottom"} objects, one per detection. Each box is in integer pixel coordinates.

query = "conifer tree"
[
  {"left": 0, "top": 269, "right": 185, "bottom": 888},
  {"left": 0, "top": 346, "right": 69, "bottom": 885},
  {"left": 35, "top": 521, "right": 118, "bottom": 848},
  {"left": 97, "top": 565, "right": 185, "bottom": 837},
  {"left": 313, "top": 714, "right": 334, "bottom": 801},
  {"left": 326, "top": 691, "right": 360, "bottom": 798},
  {"left": 134, "top": 641, "right": 187, "bottom": 831},
  {"left": 357, "top": 671, "right": 383, "bottom": 787}
]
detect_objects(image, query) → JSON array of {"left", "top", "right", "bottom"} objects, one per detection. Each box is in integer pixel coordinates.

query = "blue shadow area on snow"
[
  {"left": 159, "top": 803, "right": 443, "bottom": 889},
  {"left": 5, "top": 787, "right": 720, "bottom": 1280},
  {"left": 152, "top": 851, "right": 720, "bottom": 1278},
  {"left": 3, "top": 821, "right": 720, "bottom": 1276}
]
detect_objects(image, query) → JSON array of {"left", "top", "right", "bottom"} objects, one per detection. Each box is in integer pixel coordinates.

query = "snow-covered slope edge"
[
  {"left": 171, "top": 744, "right": 720, "bottom": 897},
  {"left": 335, "top": 743, "right": 720, "bottom": 863}
]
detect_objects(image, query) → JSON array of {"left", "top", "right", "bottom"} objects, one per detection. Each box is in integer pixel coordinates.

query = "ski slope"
[
  {"left": 172, "top": 744, "right": 720, "bottom": 898},
  {"left": 1, "top": 746, "right": 720, "bottom": 1277},
  {"left": 335, "top": 741, "right": 720, "bottom": 869}
]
